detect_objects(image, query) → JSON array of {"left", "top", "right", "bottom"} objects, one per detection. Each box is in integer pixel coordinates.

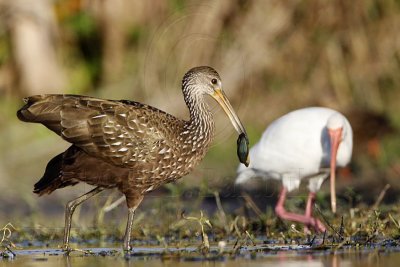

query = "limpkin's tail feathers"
[
  {"left": 17, "top": 95, "right": 64, "bottom": 134},
  {"left": 33, "top": 145, "right": 79, "bottom": 196}
]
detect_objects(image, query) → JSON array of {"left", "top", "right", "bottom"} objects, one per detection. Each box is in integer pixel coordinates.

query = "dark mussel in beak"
[{"left": 237, "top": 133, "right": 250, "bottom": 167}]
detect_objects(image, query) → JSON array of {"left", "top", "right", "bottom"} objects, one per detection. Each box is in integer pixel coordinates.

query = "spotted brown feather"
[{"left": 17, "top": 66, "right": 248, "bottom": 252}]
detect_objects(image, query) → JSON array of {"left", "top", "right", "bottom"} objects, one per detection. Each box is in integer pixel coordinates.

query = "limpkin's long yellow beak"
[
  {"left": 212, "top": 89, "right": 247, "bottom": 135},
  {"left": 212, "top": 88, "right": 250, "bottom": 166}
]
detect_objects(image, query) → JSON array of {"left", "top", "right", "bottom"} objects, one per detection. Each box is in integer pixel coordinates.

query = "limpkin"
[{"left": 17, "top": 66, "right": 249, "bottom": 252}]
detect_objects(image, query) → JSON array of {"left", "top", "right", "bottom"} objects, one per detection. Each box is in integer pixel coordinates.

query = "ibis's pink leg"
[
  {"left": 275, "top": 188, "right": 326, "bottom": 233},
  {"left": 275, "top": 187, "right": 310, "bottom": 223},
  {"left": 304, "top": 192, "right": 326, "bottom": 233}
]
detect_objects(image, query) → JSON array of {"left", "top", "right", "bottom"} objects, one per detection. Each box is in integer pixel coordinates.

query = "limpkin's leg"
[
  {"left": 304, "top": 192, "right": 326, "bottom": 233},
  {"left": 275, "top": 187, "right": 325, "bottom": 233},
  {"left": 123, "top": 195, "right": 144, "bottom": 252},
  {"left": 63, "top": 186, "right": 104, "bottom": 252}
]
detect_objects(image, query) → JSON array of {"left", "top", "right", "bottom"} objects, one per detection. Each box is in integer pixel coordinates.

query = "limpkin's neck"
[{"left": 183, "top": 94, "right": 215, "bottom": 143}]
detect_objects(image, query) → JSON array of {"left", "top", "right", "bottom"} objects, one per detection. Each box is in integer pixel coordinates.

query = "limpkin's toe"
[
  {"left": 62, "top": 244, "right": 72, "bottom": 255},
  {"left": 123, "top": 244, "right": 132, "bottom": 254}
]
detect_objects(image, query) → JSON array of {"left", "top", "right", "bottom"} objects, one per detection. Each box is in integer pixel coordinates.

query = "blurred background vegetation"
[{"left": 0, "top": 0, "right": 400, "bottom": 240}]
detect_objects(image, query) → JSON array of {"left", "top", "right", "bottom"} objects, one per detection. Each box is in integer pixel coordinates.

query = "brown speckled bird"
[{"left": 17, "top": 66, "right": 249, "bottom": 252}]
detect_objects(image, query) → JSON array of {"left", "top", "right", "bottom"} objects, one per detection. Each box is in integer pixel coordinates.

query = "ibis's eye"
[{"left": 211, "top": 78, "right": 218, "bottom": 85}]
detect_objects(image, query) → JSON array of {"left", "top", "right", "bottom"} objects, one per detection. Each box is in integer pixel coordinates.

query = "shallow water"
[{"left": 2, "top": 246, "right": 400, "bottom": 267}]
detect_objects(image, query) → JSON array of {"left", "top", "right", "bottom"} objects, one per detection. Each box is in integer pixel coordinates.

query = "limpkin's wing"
[{"left": 18, "top": 94, "right": 183, "bottom": 167}]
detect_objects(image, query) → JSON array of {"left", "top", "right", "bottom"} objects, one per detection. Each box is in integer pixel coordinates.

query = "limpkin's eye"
[{"left": 211, "top": 78, "right": 218, "bottom": 85}]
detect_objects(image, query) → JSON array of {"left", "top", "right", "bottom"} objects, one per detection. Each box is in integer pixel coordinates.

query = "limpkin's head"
[{"left": 182, "top": 66, "right": 250, "bottom": 166}]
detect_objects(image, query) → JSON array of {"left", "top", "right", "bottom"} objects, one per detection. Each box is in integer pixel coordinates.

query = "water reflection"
[{"left": 2, "top": 248, "right": 400, "bottom": 267}]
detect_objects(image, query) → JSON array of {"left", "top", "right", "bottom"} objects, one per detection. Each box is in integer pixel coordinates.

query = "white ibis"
[{"left": 236, "top": 107, "right": 353, "bottom": 232}]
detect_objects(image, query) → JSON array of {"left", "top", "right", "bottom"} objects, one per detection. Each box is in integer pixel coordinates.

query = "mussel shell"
[{"left": 237, "top": 133, "right": 249, "bottom": 167}]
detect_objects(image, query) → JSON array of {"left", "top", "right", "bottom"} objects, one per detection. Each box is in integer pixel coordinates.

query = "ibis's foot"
[
  {"left": 304, "top": 191, "right": 326, "bottom": 233},
  {"left": 276, "top": 206, "right": 326, "bottom": 234},
  {"left": 304, "top": 217, "right": 326, "bottom": 234},
  {"left": 312, "top": 217, "right": 326, "bottom": 233}
]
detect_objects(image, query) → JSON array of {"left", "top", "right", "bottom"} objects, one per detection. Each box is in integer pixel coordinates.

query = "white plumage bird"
[{"left": 236, "top": 107, "right": 353, "bottom": 232}]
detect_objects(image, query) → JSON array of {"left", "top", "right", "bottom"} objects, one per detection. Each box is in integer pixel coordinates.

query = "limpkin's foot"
[
  {"left": 62, "top": 187, "right": 104, "bottom": 256},
  {"left": 62, "top": 243, "right": 73, "bottom": 255},
  {"left": 123, "top": 210, "right": 134, "bottom": 255},
  {"left": 123, "top": 196, "right": 144, "bottom": 256},
  {"left": 123, "top": 246, "right": 131, "bottom": 256},
  {"left": 123, "top": 239, "right": 132, "bottom": 253},
  {"left": 62, "top": 244, "right": 95, "bottom": 255}
]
